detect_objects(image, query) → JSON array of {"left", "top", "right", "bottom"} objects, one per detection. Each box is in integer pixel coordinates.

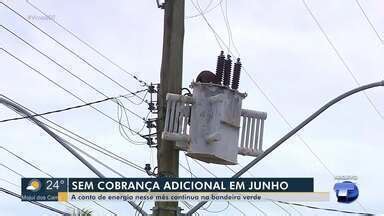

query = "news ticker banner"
[{"left": 21, "top": 178, "right": 329, "bottom": 202}]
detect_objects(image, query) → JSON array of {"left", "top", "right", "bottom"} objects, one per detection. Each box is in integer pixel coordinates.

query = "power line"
[
  {"left": 0, "top": 25, "right": 146, "bottom": 119},
  {"left": 0, "top": 177, "right": 20, "bottom": 188},
  {"left": 116, "top": 98, "right": 149, "bottom": 145},
  {"left": 189, "top": 159, "right": 266, "bottom": 216},
  {"left": 0, "top": 187, "right": 69, "bottom": 215},
  {"left": 271, "top": 200, "right": 292, "bottom": 216},
  {"left": 0, "top": 145, "right": 52, "bottom": 177},
  {"left": 189, "top": 0, "right": 335, "bottom": 188},
  {"left": 0, "top": 162, "right": 23, "bottom": 177},
  {"left": 186, "top": 0, "right": 222, "bottom": 19},
  {"left": 1, "top": 2, "right": 147, "bottom": 102},
  {"left": 0, "top": 91, "right": 144, "bottom": 124},
  {"left": 1, "top": 25, "right": 148, "bottom": 120},
  {"left": 0, "top": 150, "right": 115, "bottom": 215},
  {"left": 190, "top": 0, "right": 344, "bottom": 189},
  {"left": 0, "top": 95, "right": 145, "bottom": 214},
  {"left": 189, "top": 0, "right": 225, "bottom": 50},
  {"left": 301, "top": 0, "right": 384, "bottom": 211},
  {"left": 187, "top": 2, "right": 374, "bottom": 214},
  {"left": 179, "top": 160, "right": 247, "bottom": 216},
  {"left": 287, "top": 203, "right": 304, "bottom": 216},
  {"left": 226, "top": 164, "right": 288, "bottom": 216},
  {"left": 301, "top": 0, "right": 384, "bottom": 121},
  {"left": 1, "top": 48, "right": 147, "bottom": 139},
  {"left": 25, "top": 0, "right": 150, "bottom": 87},
  {"left": 218, "top": 0, "right": 240, "bottom": 55},
  {"left": 354, "top": 0, "right": 383, "bottom": 44},
  {"left": 275, "top": 200, "right": 373, "bottom": 215},
  {"left": 66, "top": 142, "right": 126, "bottom": 177},
  {"left": 0, "top": 94, "right": 146, "bottom": 173}
]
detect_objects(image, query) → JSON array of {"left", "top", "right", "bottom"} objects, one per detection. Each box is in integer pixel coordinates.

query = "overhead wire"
[
  {"left": 0, "top": 177, "right": 20, "bottom": 188},
  {"left": 116, "top": 98, "right": 149, "bottom": 145},
  {"left": 66, "top": 142, "right": 126, "bottom": 177},
  {"left": 0, "top": 145, "right": 52, "bottom": 177},
  {"left": 0, "top": 162, "right": 24, "bottom": 177},
  {"left": 179, "top": 159, "right": 246, "bottom": 216},
  {"left": 301, "top": 0, "right": 380, "bottom": 211},
  {"left": 184, "top": 0, "right": 374, "bottom": 214},
  {"left": 0, "top": 90, "right": 146, "bottom": 124},
  {"left": 271, "top": 200, "right": 292, "bottom": 216},
  {"left": 1, "top": 2, "right": 148, "bottom": 102},
  {"left": 0, "top": 94, "right": 146, "bottom": 173},
  {"left": 189, "top": 0, "right": 225, "bottom": 50},
  {"left": 186, "top": 0, "right": 221, "bottom": 19},
  {"left": 286, "top": 203, "right": 304, "bottom": 216},
  {"left": 189, "top": 159, "right": 265, "bottom": 216},
  {"left": 275, "top": 200, "right": 373, "bottom": 215},
  {"left": 354, "top": 0, "right": 383, "bottom": 44},
  {"left": 0, "top": 186, "right": 68, "bottom": 215},
  {"left": 191, "top": 0, "right": 359, "bottom": 202},
  {"left": 0, "top": 162, "right": 85, "bottom": 214},
  {"left": 301, "top": 0, "right": 384, "bottom": 121},
  {"left": 1, "top": 24, "right": 146, "bottom": 121},
  {"left": 0, "top": 148, "right": 115, "bottom": 215},
  {"left": 1, "top": 48, "right": 147, "bottom": 139},
  {"left": 25, "top": 0, "right": 150, "bottom": 87},
  {"left": 4, "top": 1, "right": 158, "bottom": 149},
  {"left": 3, "top": 0, "right": 375, "bottom": 214},
  {"left": 219, "top": 0, "right": 231, "bottom": 53},
  {"left": 0, "top": 96, "right": 145, "bottom": 213}
]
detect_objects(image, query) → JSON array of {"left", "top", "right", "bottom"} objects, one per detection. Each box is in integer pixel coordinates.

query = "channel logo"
[{"left": 333, "top": 181, "right": 359, "bottom": 203}]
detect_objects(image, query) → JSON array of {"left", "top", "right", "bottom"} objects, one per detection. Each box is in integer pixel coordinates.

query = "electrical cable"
[
  {"left": 1, "top": 48, "right": 147, "bottom": 139},
  {"left": 189, "top": 0, "right": 224, "bottom": 50},
  {"left": 66, "top": 142, "right": 126, "bottom": 177},
  {"left": 354, "top": 0, "right": 383, "bottom": 44},
  {"left": 184, "top": 154, "right": 193, "bottom": 178},
  {"left": 1, "top": 2, "right": 147, "bottom": 102},
  {"left": 301, "top": 0, "right": 384, "bottom": 121},
  {"left": 0, "top": 90, "right": 145, "bottom": 124},
  {"left": 0, "top": 177, "right": 20, "bottom": 188},
  {"left": 116, "top": 98, "right": 149, "bottom": 145},
  {"left": 25, "top": 0, "right": 150, "bottom": 87},
  {"left": 0, "top": 186, "right": 69, "bottom": 215},
  {"left": 0, "top": 163, "right": 98, "bottom": 215},
  {"left": 0, "top": 96, "right": 144, "bottom": 214},
  {"left": 1, "top": 24, "right": 147, "bottom": 120},
  {"left": 0, "top": 164, "right": 88, "bottom": 215},
  {"left": 0, "top": 162, "right": 23, "bottom": 177},
  {"left": 275, "top": 200, "right": 373, "bottom": 215},
  {"left": 189, "top": 2, "right": 373, "bottom": 213},
  {"left": 300, "top": 1, "right": 383, "bottom": 211},
  {"left": 0, "top": 145, "right": 52, "bottom": 177},
  {"left": 0, "top": 94, "right": 146, "bottom": 173},
  {"left": 219, "top": 0, "right": 232, "bottom": 53},
  {"left": 179, "top": 162, "right": 246, "bottom": 216},
  {"left": 271, "top": 200, "right": 292, "bottom": 216},
  {"left": 189, "top": 160, "right": 264, "bottom": 216},
  {"left": 186, "top": 0, "right": 222, "bottom": 19}
]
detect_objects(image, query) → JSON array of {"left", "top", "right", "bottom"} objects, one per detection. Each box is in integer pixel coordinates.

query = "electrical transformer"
[{"left": 161, "top": 52, "right": 267, "bottom": 165}]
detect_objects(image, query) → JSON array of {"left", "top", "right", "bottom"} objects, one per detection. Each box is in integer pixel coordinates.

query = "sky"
[{"left": 1, "top": 0, "right": 384, "bottom": 215}]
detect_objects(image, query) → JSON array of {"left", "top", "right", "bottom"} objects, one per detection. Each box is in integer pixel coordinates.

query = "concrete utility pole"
[{"left": 155, "top": 0, "right": 185, "bottom": 215}]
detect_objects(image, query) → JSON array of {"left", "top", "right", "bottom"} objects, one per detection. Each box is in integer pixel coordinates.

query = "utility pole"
[{"left": 154, "top": 0, "right": 184, "bottom": 215}]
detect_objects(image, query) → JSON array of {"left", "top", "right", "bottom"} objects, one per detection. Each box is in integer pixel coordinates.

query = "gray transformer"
[{"left": 162, "top": 82, "right": 267, "bottom": 165}]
